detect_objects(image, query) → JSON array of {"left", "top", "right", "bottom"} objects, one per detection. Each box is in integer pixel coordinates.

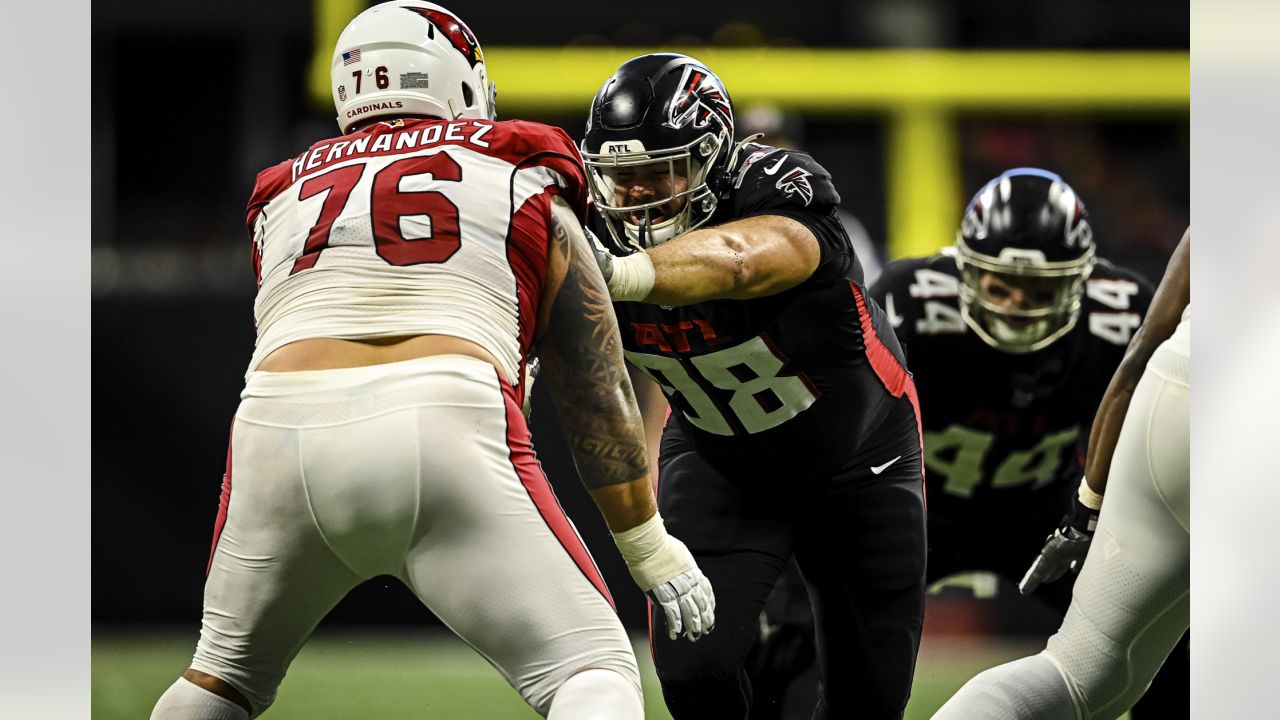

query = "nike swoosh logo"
[
  {"left": 763, "top": 154, "right": 788, "bottom": 175},
  {"left": 870, "top": 455, "right": 902, "bottom": 475}
]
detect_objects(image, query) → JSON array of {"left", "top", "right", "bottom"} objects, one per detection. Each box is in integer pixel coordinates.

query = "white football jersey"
[{"left": 243, "top": 117, "right": 588, "bottom": 384}]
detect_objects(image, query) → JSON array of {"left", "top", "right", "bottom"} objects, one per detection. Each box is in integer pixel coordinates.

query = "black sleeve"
[
  {"left": 729, "top": 147, "right": 850, "bottom": 283},
  {"left": 769, "top": 206, "right": 852, "bottom": 283},
  {"left": 869, "top": 259, "right": 922, "bottom": 344}
]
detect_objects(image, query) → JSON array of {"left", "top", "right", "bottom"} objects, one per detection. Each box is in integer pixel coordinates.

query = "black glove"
[{"left": 1019, "top": 492, "right": 1101, "bottom": 595}]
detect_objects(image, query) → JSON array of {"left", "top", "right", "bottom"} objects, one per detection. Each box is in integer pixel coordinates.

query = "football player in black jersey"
[
  {"left": 876, "top": 168, "right": 1155, "bottom": 605},
  {"left": 889, "top": 169, "right": 1185, "bottom": 719},
  {"left": 580, "top": 53, "right": 927, "bottom": 720},
  {"left": 933, "top": 227, "right": 1191, "bottom": 720},
  {"left": 746, "top": 168, "right": 1185, "bottom": 718}
]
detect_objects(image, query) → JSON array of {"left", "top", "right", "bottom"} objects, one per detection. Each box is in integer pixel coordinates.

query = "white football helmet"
[{"left": 331, "top": 1, "right": 496, "bottom": 134}]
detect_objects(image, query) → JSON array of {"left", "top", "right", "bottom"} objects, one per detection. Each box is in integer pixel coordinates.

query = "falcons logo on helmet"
[
  {"left": 405, "top": 7, "right": 485, "bottom": 68},
  {"left": 775, "top": 167, "right": 814, "bottom": 205},
  {"left": 1050, "top": 183, "right": 1094, "bottom": 249},
  {"left": 962, "top": 194, "right": 990, "bottom": 240},
  {"left": 668, "top": 65, "right": 733, "bottom": 135}
]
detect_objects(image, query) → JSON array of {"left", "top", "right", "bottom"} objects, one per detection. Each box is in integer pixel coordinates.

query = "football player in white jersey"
[
  {"left": 149, "top": 4, "right": 714, "bottom": 719},
  {"left": 932, "top": 228, "right": 1191, "bottom": 720}
]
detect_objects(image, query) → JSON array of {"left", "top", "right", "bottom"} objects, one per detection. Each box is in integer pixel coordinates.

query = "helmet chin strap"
[{"left": 624, "top": 213, "right": 680, "bottom": 248}]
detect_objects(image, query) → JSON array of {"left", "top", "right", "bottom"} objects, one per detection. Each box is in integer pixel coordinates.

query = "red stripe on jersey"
[
  {"left": 499, "top": 379, "right": 616, "bottom": 609},
  {"left": 647, "top": 402, "right": 672, "bottom": 655},
  {"left": 488, "top": 120, "right": 590, "bottom": 223},
  {"left": 648, "top": 597, "right": 657, "bottom": 660},
  {"left": 245, "top": 159, "right": 294, "bottom": 286},
  {"left": 506, "top": 188, "right": 553, "bottom": 395},
  {"left": 206, "top": 418, "right": 235, "bottom": 576},
  {"left": 849, "top": 281, "right": 925, "bottom": 480},
  {"left": 246, "top": 159, "right": 294, "bottom": 229}
]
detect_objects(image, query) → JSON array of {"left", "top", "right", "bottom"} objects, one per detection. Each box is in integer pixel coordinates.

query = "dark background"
[{"left": 93, "top": 0, "right": 1188, "bottom": 633}]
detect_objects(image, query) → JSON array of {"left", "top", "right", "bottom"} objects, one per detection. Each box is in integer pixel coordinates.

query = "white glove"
[
  {"left": 612, "top": 513, "right": 716, "bottom": 642},
  {"left": 588, "top": 227, "right": 654, "bottom": 302},
  {"left": 648, "top": 568, "right": 716, "bottom": 642}
]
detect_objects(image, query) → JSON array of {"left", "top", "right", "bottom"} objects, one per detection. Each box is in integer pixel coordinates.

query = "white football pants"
[
  {"left": 185, "top": 355, "right": 641, "bottom": 718},
  {"left": 933, "top": 321, "right": 1190, "bottom": 720}
]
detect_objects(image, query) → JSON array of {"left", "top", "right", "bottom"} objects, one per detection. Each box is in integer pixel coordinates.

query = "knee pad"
[
  {"left": 655, "top": 639, "right": 744, "bottom": 689},
  {"left": 548, "top": 668, "right": 643, "bottom": 720},
  {"left": 521, "top": 648, "right": 640, "bottom": 717},
  {"left": 655, "top": 659, "right": 751, "bottom": 720},
  {"left": 746, "top": 622, "right": 816, "bottom": 682},
  {"left": 931, "top": 654, "right": 1080, "bottom": 720},
  {"left": 188, "top": 656, "right": 279, "bottom": 718},
  {"left": 150, "top": 677, "right": 250, "bottom": 720}
]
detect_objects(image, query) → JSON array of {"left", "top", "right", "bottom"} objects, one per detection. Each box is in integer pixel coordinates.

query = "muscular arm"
[
  {"left": 536, "top": 195, "right": 657, "bottom": 532},
  {"left": 1083, "top": 228, "right": 1191, "bottom": 495},
  {"left": 642, "top": 214, "right": 821, "bottom": 306}
]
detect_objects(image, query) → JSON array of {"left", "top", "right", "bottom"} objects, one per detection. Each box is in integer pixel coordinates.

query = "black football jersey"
[
  {"left": 602, "top": 144, "right": 908, "bottom": 478},
  {"left": 870, "top": 252, "right": 1154, "bottom": 520}
]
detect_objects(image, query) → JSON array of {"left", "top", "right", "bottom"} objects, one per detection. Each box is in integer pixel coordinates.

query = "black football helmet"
[
  {"left": 582, "top": 53, "right": 737, "bottom": 250},
  {"left": 955, "top": 168, "right": 1097, "bottom": 353}
]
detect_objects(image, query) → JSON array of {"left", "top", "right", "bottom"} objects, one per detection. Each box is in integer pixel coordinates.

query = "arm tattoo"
[{"left": 539, "top": 201, "right": 651, "bottom": 489}]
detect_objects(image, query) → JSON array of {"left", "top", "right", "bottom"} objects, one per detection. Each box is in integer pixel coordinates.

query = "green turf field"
[{"left": 91, "top": 629, "right": 1059, "bottom": 719}]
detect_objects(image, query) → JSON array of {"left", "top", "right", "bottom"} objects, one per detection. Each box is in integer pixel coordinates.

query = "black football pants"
[{"left": 650, "top": 404, "right": 926, "bottom": 720}]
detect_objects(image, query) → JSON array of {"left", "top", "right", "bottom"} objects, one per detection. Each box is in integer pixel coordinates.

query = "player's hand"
[
  {"left": 647, "top": 566, "right": 716, "bottom": 643},
  {"left": 521, "top": 356, "right": 540, "bottom": 419},
  {"left": 1019, "top": 493, "right": 1100, "bottom": 595},
  {"left": 587, "top": 227, "right": 654, "bottom": 302},
  {"left": 611, "top": 514, "right": 716, "bottom": 642},
  {"left": 587, "top": 227, "right": 616, "bottom": 281}
]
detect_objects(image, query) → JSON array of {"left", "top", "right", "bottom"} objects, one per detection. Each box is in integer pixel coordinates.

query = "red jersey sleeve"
[
  {"left": 244, "top": 159, "right": 294, "bottom": 285},
  {"left": 486, "top": 120, "right": 589, "bottom": 224}
]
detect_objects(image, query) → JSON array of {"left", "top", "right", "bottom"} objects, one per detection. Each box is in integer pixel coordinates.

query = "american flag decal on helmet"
[
  {"left": 405, "top": 7, "right": 485, "bottom": 68},
  {"left": 342, "top": 49, "right": 361, "bottom": 66},
  {"left": 668, "top": 65, "right": 733, "bottom": 135}
]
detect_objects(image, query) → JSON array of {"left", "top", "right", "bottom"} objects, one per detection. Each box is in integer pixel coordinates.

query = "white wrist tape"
[
  {"left": 607, "top": 252, "right": 655, "bottom": 302},
  {"left": 611, "top": 512, "right": 694, "bottom": 591},
  {"left": 1078, "top": 478, "right": 1105, "bottom": 510}
]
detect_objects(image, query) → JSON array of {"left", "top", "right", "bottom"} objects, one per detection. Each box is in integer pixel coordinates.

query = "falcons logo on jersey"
[
  {"left": 406, "top": 7, "right": 485, "bottom": 68},
  {"left": 775, "top": 166, "right": 814, "bottom": 205},
  {"left": 667, "top": 66, "right": 733, "bottom": 135}
]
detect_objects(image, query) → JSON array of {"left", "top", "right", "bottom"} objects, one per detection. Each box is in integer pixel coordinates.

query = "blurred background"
[{"left": 92, "top": 0, "right": 1187, "bottom": 717}]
